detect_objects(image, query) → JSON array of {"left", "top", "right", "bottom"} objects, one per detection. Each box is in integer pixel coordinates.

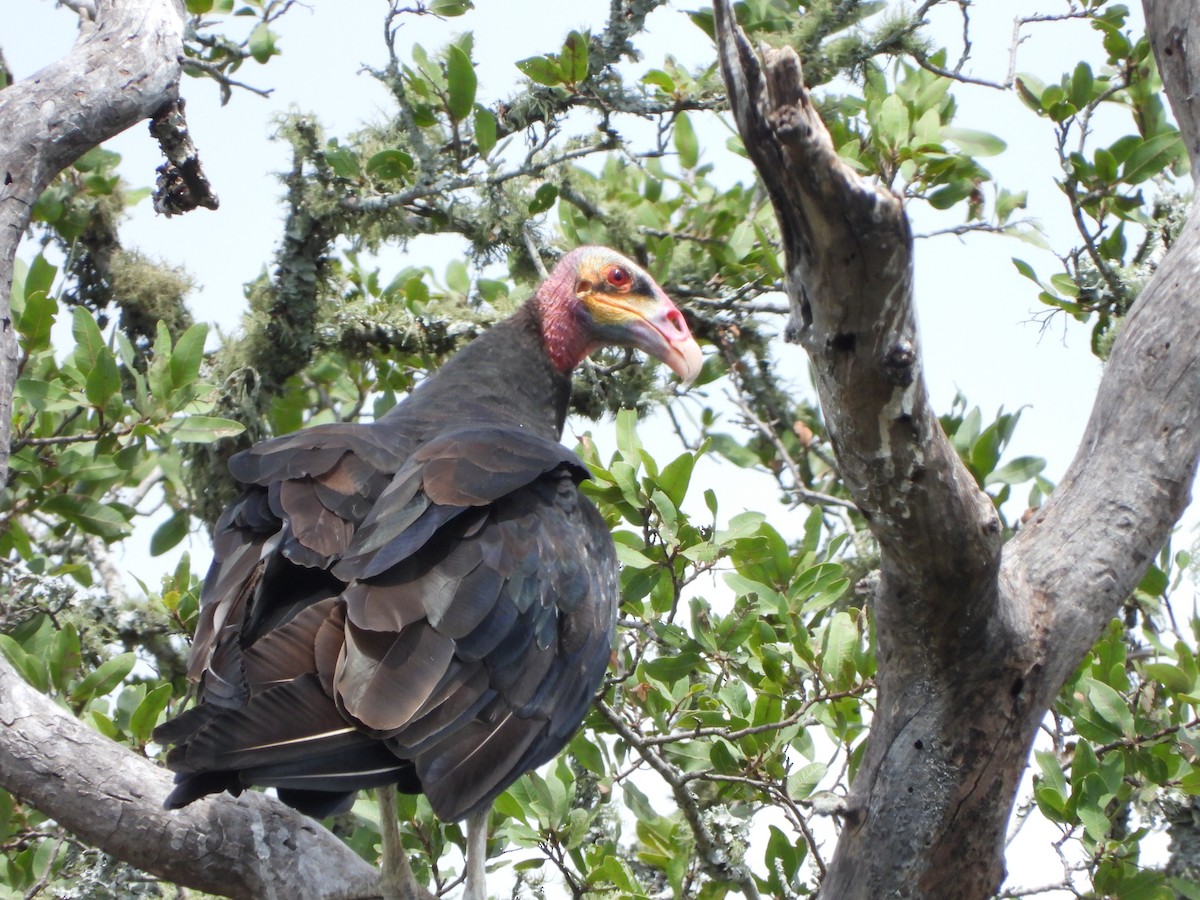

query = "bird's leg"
[
  {"left": 377, "top": 787, "right": 434, "bottom": 900},
  {"left": 463, "top": 805, "right": 491, "bottom": 900}
]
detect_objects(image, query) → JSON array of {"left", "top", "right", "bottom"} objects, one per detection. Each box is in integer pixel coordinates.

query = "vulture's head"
[{"left": 536, "top": 246, "right": 704, "bottom": 383}]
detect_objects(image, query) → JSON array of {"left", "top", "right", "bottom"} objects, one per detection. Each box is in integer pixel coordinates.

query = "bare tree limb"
[
  {"left": 0, "top": 660, "right": 383, "bottom": 900},
  {"left": 712, "top": 0, "right": 1200, "bottom": 897}
]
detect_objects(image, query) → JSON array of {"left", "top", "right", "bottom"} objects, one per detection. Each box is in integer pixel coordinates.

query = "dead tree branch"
[{"left": 713, "top": 0, "right": 1200, "bottom": 896}]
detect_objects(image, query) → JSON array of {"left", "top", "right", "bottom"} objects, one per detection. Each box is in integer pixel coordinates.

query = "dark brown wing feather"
[{"left": 157, "top": 414, "right": 617, "bottom": 822}]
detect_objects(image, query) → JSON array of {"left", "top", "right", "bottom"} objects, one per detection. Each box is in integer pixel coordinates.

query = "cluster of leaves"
[
  {"left": 180, "top": 0, "right": 296, "bottom": 103},
  {"left": 1010, "top": 3, "right": 1189, "bottom": 354},
  {"left": 1029, "top": 543, "right": 1200, "bottom": 899},
  {"left": 938, "top": 395, "right": 1050, "bottom": 527},
  {"left": 5, "top": 252, "right": 242, "bottom": 563},
  {"left": 830, "top": 56, "right": 1021, "bottom": 222}
]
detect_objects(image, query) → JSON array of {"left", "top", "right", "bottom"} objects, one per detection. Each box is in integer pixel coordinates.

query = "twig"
[
  {"left": 178, "top": 59, "right": 274, "bottom": 102},
  {"left": 342, "top": 143, "right": 611, "bottom": 214},
  {"left": 596, "top": 699, "right": 761, "bottom": 899},
  {"left": 639, "top": 682, "right": 872, "bottom": 747},
  {"left": 522, "top": 227, "right": 549, "bottom": 280}
]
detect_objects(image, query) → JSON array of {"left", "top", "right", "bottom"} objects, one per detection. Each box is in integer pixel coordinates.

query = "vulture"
[{"left": 154, "top": 246, "right": 703, "bottom": 898}]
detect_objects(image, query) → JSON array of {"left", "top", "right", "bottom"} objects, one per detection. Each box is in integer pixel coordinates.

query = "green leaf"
[
  {"left": 129, "top": 683, "right": 173, "bottom": 744},
  {"left": 150, "top": 510, "right": 191, "bottom": 557},
  {"left": 984, "top": 456, "right": 1046, "bottom": 486},
  {"left": 445, "top": 260, "right": 470, "bottom": 295},
  {"left": 474, "top": 107, "right": 497, "bottom": 157},
  {"left": 927, "top": 180, "right": 976, "bottom": 210},
  {"left": 714, "top": 510, "right": 765, "bottom": 544},
  {"left": 569, "top": 731, "right": 605, "bottom": 776},
  {"left": 656, "top": 452, "right": 695, "bottom": 509},
  {"left": 429, "top": 0, "right": 472, "bottom": 15},
  {"left": 821, "top": 611, "right": 858, "bottom": 688},
  {"left": 325, "top": 143, "right": 361, "bottom": 179},
  {"left": 40, "top": 494, "right": 130, "bottom": 540},
  {"left": 1086, "top": 679, "right": 1135, "bottom": 738},
  {"left": 71, "top": 307, "right": 121, "bottom": 408},
  {"left": 615, "top": 408, "right": 642, "bottom": 469},
  {"left": 1169, "top": 876, "right": 1200, "bottom": 900},
  {"left": 787, "top": 761, "right": 827, "bottom": 799},
  {"left": 943, "top": 127, "right": 1007, "bottom": 157},
  {"left": 589, "top": 855, "right": 641, "bottom": 893},
  {"left": 16, "top": 290, "right": 56, "bottom": 352},
  {"left": 0, "top": 635, "right": 50, "bottom": 693},
  {"left": 170, "top": 416, "right": 246, "bottom": 444},
  {"left": 1138, "top": 564, "right": 1169, "bottom": 597},
  {"left": 1069, "top": 62, "right": 1095, "bottom": 109},
  {"left": 874, "top": 94, "right": 910, "bottom": 149},
  {"left": 25, "top": 254, "right": 57, "bottom": 307},
  {"left": 560, "top": 31, "right": 589, "bottom": 84},
  {"left": 1035, "top": 749, "right": 1068, "bottom": 799},
  {"left": 365, "top": 150, "right": 415, "bottom": 182},
  {"left": 48, "top": 624, "right": 83, "bottom": 693},
  {"left": 516, "top": 56, "right": 562, "bottom": 86},
  {"left": 247, "top": 23, "right": 278, "bottom": 64},
  {"left": 994, "top": 189, "right": 1027, "bottom": 225},
  {"left": 674, "top": 112, "right": 699, "bottom": 169},
  {"left": 613, "top": 540, "right": 654, "bottom": 569},
  {"left": 69, "top": 653, "right": 137, "bottom": 705},
  {"left": 709, "top": 432, "right": 760, "bottom": 468},
  {"left": 1076, "top": 775, "right": 1112, "bottom": 840},
  {"left": 169, "top": 323, "right": 208, "bottom": 390},
  {"left": 642, "top": 69, "right": 676, "bottom": 93},
  {"left": 445, "top": 45, "right": 477, "bottom": 121},
  {"left": 1121, "top": 131, "right": 1184, "bottom": 185},
  {"left": 528, "top": 183, "right": 558, "bottom": 215}
]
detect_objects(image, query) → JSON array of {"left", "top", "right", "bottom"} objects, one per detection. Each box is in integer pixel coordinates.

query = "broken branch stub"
[{"left": 713, "top": 0, "right": 1000, "bottom": 616}]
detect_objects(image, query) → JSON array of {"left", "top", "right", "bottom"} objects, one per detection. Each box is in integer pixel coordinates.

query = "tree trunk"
[
  {"left": 0, "top": 3, "right": 385, "bottom": 897},
  {"left": 712, "top": 0, "right": 1200, "bottom": 896}
]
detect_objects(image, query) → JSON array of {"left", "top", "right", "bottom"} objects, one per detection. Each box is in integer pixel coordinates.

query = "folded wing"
[{"left": 158, "top": 422, "right": 617, "bottom": 822}]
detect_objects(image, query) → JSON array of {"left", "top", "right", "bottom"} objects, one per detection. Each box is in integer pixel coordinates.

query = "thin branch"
[
  {"left": 342, "top": 142, "right": 612, "bottom": 215},
  {"left": 596, "top": 699, "right": 761, "bottom": 899},
  {"left": 178, "top": 59, "right": 274, "bottom": 100},
  {"left": 910, "top": 51, "right": 1007, "bottom": 91},
  {"left": 638, "top": 683, "right": 873, "bottom": 747}
]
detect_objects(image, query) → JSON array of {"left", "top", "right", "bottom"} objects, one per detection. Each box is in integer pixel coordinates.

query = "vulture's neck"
[{"left": 391, "top": 301, "right": 573, "bottom": 441}]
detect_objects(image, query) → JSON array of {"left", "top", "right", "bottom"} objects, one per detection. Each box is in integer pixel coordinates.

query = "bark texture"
[
  {"left": 0, "top": 3, "right": 385, "bottom": 897},
  {"left": 713, "top": 0, "right": 1200, "bottom": 896},
  {"left": 0, "top": 661, "right": 382, "bottom": 900}
]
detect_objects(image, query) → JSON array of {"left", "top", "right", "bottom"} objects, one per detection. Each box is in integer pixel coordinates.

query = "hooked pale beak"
[{"left": 627, "top": 300, "right": 704, "bottom": 385}]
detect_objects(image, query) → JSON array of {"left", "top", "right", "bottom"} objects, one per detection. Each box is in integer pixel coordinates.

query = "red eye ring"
[{"left": 606, "top": 266, "right": 632, "bottom": 288}]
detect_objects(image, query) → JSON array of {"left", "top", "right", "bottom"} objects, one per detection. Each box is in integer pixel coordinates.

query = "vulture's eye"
[{"left": 606, "top": 266, "right": 632, "bottom": 289}]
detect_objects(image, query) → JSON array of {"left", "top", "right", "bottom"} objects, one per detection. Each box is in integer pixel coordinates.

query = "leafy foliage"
[{"left": 3, "top": 1, "right": 1198, "bottom": 898}]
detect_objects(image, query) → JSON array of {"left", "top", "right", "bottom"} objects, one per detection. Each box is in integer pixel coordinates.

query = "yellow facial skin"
[{"left": 573, "top": 253, "right": 704, "bottom": 384}]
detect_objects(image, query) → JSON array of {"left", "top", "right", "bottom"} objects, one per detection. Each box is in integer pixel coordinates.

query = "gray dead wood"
[
  {"left": 713, "top": 0, "right": 1200, "bottom": 896},
  {"left": 0, "top": 660, "right": 382, "bottom": 899}
]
